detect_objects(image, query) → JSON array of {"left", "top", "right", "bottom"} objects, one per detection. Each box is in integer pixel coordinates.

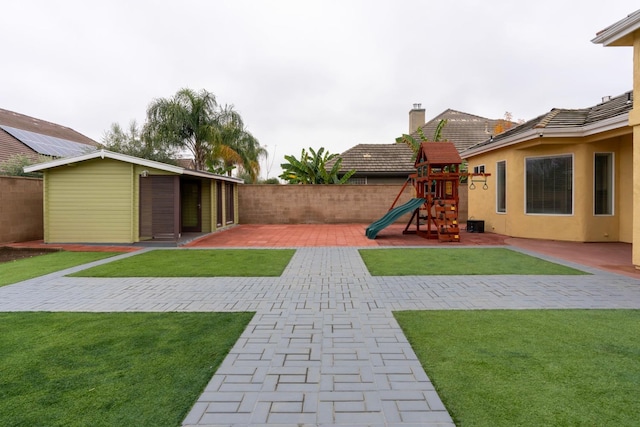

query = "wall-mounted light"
[{"left": 140, "top": 170, "right": 149, "bottom": 178}]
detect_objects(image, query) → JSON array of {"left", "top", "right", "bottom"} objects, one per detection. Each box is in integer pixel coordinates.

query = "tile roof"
[
  {"left": 416, "top": 142, "right": 463, "bottom": 166},
  {"left": 0, "top": 108, "right": 98, "bottom": 163},
  {"left": 411, "top": 109, "right": 509, "bottom": 152},
  {"left": 328, "top": 143, "right": 415, "bottom": 175},
  {"left": 463, "top": 90, "right": 634, "bottom": 155},
  {"left": 0, "top": 108, "right": 98, "bottom": 146}
]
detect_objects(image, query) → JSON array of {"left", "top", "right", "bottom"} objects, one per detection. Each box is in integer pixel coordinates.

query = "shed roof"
[
  {"left": 23, "top": 149, "right": 244, "bottom": 183},
  {"left": 462, "top": 90, "right": 633, "bottom": 158},
  {"left": 416, "top": 142, "right": 462, "bottom": 166}
]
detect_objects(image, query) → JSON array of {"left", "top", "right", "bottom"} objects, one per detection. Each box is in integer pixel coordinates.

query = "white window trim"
[
  {"left": 496, "top": 160, "right": 507, "bottom": 214},
  {"left": 593, "top": 152, "right": 615, "bottom": 216},
  {"left": 524, "top": 153, "right": 574, "bottom": 216}
]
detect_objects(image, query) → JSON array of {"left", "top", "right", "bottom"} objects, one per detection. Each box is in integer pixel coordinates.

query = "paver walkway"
[{"left": 2, "top": 246, "right": 640, "bottom": 426}]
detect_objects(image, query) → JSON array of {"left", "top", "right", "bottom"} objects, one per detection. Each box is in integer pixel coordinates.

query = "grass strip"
[
  {"left": 70, "top": 249, "right": 295, "bottom": 277},
  {"left": 394, "top": 309, "right": 640, "bottom": 426},
  {"left": 359, "top": 248, "right": 586, "bottom": 275},
  {"left": 0, "top": 311, "right": 253, "bottom": 427},
  {"left": 0, "top": 251, "right": 121, "bottom": 287}
]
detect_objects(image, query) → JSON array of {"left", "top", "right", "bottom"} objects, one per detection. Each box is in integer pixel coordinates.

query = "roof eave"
[
  {"left": 591, "top": 10, "right": 640, "bottom": 46},
  {"left": 462, "top": 113, "right": 630, "bottom": 158},
  {"left": 23, "top": 149, "right": 244, "bottom": 183}
]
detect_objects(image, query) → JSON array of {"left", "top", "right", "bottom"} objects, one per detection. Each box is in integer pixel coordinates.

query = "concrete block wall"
[
  {"left": 238, "top": 184, "right": 468, "bottom": 224},
  {"left": 0, "top": 176, "right": 43, "bottom": 243}
]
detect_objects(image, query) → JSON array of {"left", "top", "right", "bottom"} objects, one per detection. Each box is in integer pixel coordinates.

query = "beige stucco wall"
[
  {"left": 0, "top": 176, "right": 43, "bottom": 243},
  {"left": 467, "top": 132, "right": 632, "bottom": 242}
]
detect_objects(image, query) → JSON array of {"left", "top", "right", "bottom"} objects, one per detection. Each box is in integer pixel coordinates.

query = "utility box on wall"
[{"left": 466, "top": 219, "right": 485, "bottom": 233}]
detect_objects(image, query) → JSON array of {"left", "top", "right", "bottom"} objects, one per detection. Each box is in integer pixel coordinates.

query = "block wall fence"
[
  {"left": 238, "top": 184, "right": 469, "bottom": 224},
  {"left": 1, "top": 179, "right": 469, "bottom": 243},
  {"left": 0, "top": 176, "right": 43, "bottom": 243}
]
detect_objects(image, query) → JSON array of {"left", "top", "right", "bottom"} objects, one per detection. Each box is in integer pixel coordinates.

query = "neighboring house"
[
  {"left": 329, "top": 143, "right": 415, "bottom": 185},
  {"left": 409, "top": 106, "right": 509, "bottom": 153},
  {"left": 591, "top": 8, "right": 640, "bottom": 268},
  {"left": 0, "top": 108, "right": 98, "bottom": 163},
  {"left": 24, "top": 150, "right": 242, "bottom": 244},
  {"left": 462, "top": 91, "right": 634, "bottom": 243},
  {"left": 331, "top": 105, "right": 509, "bottom": 185}
]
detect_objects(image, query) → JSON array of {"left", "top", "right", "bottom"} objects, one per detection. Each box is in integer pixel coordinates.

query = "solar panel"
[{"left": 0, "top": 125, "right": 97, "bottom": 158}]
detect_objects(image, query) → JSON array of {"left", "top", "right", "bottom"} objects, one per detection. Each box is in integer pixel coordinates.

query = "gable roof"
[
  {"left": 592, "top": 9, "right": 640, "bottom": 46},
  {"left": 0, "top": 108, "right": 98, "bottom": 162},
  {"left": 462, "top": 90, "right": 634, "bottom": 158},
  {"left": 328, "top": 143, "right": 415, "bottom": 176},
  {"left": 23, "top": 149, "right": 244, "bottom": 183},
  {"left": 415, "top": 142, "right": 462, "bottom": 167},
  {"left": 410, "top": 109, "right": 509, "bottom": 152}
]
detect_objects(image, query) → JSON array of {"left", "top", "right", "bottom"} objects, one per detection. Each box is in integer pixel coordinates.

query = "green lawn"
[
  {"left": 0, "top": 251, "right": 121, "bottom": 287},
  {"left": 70, "top": 249, "right": 295, "bottom": 277},
  {"left": 394, "top": 310, "right": 640, "bottom": 426},
  {"left": 0, "top": 311, "right": 253, "bottom": 427},
  {"left": 359, "top": 248, "right": 586, "bottom": 275}
]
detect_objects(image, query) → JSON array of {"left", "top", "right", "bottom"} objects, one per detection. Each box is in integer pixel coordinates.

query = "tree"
[
  {"left": 0, "top": 154, "right": 43, "bottom": 177},
  {"left": 101, "top": 120, "right": 178, "bottom": 164},
  {"left": 144, "top": 88, "right": 221, "bottom": 171},
  {"left": 279, "top": 147, "right": 355, "bottom": 184},
  {"left": 143, "top": 88, "right": 266, "bottom": 179},
  {"left": 206, "top": 105, "right": 266, "bottom": 183},
  {"left": 395, "top": 119, "right": 448, "bottom": 158},
  {"left": 493, "top": 111, "right": 518, "bottom": 135}
]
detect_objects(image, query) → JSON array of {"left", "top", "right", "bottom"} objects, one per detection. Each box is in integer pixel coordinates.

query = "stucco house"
[
  {"left": 0, "top": 108, "right": 98, "bottom": 163},
  {"left": 462, "top": 91, "right": 633, "bottom": 243},
  {"left": 24, "top": 150, "right": 242, "bottom": 244},
  {"left": 591, "top": 9, "right": 640, "bottom": 268},
  {"left": 331, "top": 105, "right": 508, "bottom": 185}
]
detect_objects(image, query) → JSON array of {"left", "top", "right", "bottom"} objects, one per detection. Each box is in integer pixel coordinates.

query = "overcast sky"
[{"left": 2, "top": 0, "right": 638, "bottom": 179}]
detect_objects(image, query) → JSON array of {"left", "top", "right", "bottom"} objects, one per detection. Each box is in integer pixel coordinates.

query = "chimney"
[{"left": 409, "top": 103, "right": 425, "bottom": 134}]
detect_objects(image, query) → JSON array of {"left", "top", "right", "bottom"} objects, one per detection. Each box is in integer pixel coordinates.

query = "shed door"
[
  {"left": 139, "top": 175, "right": 179, "bottom": 239},
  {"left": 181, "top": 180, "right": 202, "bottom": 232}
]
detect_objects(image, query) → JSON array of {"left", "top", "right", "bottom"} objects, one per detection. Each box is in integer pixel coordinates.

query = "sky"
[{"left": 2, "top": 0, "right": 638, "bottom": 179}]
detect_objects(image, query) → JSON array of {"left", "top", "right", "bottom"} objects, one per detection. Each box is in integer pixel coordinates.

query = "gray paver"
[{"left": 1, "top": 246, "right": 640, "bottom": 426}]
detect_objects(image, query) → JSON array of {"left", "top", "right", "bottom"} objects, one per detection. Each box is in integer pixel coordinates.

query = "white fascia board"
[
  {"left": 24, "top": 149, "right": 245, "bottom": 183},
  {"left": 24, "top": 149, "right": 184, "bottom": 174},
  {"left": 462, "top": 113, "right": 630, "bottom": 159},
  {"left": 591, "top": 10, "right": 640, "bottom": 46}
]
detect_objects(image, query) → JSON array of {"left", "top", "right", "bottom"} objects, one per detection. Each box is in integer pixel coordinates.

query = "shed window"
[{"left": 526, "top": 155, "right": 573, "bottom": 215}]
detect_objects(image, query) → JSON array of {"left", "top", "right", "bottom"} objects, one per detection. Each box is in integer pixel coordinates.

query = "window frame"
[
  {"left": 524, "top": 154, "right": 574, "bottom": 216},
  {"left": 594, "top": 152, "right": 614, "bottom": 216},
  {"left": 496, "top": 160, "right": 506, "bottom": 214}
]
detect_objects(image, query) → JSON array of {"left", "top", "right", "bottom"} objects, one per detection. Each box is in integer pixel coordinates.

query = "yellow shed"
[{"left": 24, "top": 150, "right": 242, "bottom": 244}]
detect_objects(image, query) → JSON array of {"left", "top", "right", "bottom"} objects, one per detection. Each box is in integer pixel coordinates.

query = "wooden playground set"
[{"left": 366, "top": 142, "right": 490, "bottom": 242}]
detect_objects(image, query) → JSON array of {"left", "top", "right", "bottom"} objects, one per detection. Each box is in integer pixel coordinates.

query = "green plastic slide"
[{"left": 365, "top": 198, "right": 425, "bottom": 239}]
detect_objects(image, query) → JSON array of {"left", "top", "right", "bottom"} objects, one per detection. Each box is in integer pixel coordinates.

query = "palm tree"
[
  {"left": 144, "top": 88, "right": 219, "bottom": 170},
  {"left": 208, "top": 106, "right": 266, "bottom": 183}
]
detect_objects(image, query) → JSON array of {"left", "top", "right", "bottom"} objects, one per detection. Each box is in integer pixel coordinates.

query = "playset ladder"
[{"left": 434, "top": 199, "right": 460, "bottom": 242}]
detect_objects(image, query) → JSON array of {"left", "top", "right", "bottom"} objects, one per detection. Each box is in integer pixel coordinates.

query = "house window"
[
  {"left": 594, "top": 153, "right": 614, "bottom": 215},
  {"left": 347, "top": 177, "right": 367, "bottom": 185},
  {"left": 496, "top": 161, "right": 506, "bottom": 213},
  {"left": 473, "top": 165, "right": 485, "bottom": 174},
  {"left": 525, "top": 155, "right": 573, "bottom": 215}
]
